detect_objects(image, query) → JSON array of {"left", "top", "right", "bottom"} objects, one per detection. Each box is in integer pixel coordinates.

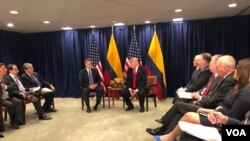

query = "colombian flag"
[
  {"left": 146, "top": 31, "right": 167, "bottom": 100},
  {"left": 104, "top": 33, "right": 123, "bottom": 85}
]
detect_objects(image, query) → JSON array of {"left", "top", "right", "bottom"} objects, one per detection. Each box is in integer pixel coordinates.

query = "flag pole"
[{"left": 154, "top": 22, "right": 157, "bottom": 32}]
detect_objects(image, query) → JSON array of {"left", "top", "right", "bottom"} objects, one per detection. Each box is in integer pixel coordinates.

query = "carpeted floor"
[{"left": 1, "top": 97, "right": 173, "bottom": 141}]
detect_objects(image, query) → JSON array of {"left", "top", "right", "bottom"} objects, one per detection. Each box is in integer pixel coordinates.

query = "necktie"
[
  {"left": 14, "top": 76, "right": 25, "bottom": 91},
  {"left": 31, "top": 75, "right": 41, "bottom": 86},
  {"left": 133, "top": 69, "right": 136, "bottom": 88},
  {"left": 201, "top": 75, "right": 215, "bottom": 96},
  {"left": 88, "top": 69, "right": 94, "bottom": 84}
]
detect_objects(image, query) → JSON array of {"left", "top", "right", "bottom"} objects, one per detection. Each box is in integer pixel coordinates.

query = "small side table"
[{"left": 107, "top": 86, "right": 126, "bottom": 109}]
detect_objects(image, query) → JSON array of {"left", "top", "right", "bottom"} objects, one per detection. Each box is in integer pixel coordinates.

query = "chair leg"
[
  {"left": 154, "top": 96, "right": 157, "bottom": 107},
  {"left": 4, "top": 110, "right": 7, "bottom": 121},
  {"left": 22, "top": 102, "right": 26, "bottom": 124},
  {"left": 123, "top": 99, "right": 125, "bottom": 109},
  {"left": 102, "top": 94, "right": 105, "bottom": 108},
  {"left": 146, "top": 94, "right": 149, "bottom": 112},
  {"left": 81, "top": 96, "right": 84, "bottom": 110}
]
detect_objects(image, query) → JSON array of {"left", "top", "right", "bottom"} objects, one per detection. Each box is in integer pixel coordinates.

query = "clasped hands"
[
  {"left": 129, "top": 89, "right": 138, "bottom": 97},
  {"left": 89, "top": 84, "right": 98, "bottom": 90}
]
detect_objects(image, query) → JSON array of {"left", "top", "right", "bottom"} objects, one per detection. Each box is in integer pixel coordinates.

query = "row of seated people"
[
  {"left": 0, "top": 63, "right": 57, "bottom": 138},
  {"left": 79, "top": 57, "right": 147, "bottom": 113},
  {"left": 145, "top": 54, "right": 250, "bottom": 140}
]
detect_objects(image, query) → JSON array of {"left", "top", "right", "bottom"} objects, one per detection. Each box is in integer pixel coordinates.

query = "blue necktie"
[{"left": 88, "top": 70, "right": 93, "bottom": 84}]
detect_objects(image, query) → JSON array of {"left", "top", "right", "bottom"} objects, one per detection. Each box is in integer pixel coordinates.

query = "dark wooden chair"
[{"left": 145, "top": 76, "right": 158, "bottom": 111}]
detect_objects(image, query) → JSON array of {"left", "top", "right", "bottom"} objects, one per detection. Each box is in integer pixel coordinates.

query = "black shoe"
[
  {"left": 0, "top": 134, "right": 4, "bottom": 138},
  {"left": 43, "top": 108, "right": 51, "bottom": 113},
  {"left": 48, "top": 108, "right": 57, "bottom": 112},
  {"left": 146, "top": 128, "right": 165, "bottom": 136},
  {"left": 155, "top": 119, "right": 163, "bottom": 124},
  {"left": 39, "top": 114, "right": 52, "bottom": 120},
  {"left": 125, "top": 106, "right": 134, "bottom": 111},
  {"left": 140, "top": 107, "right": 145, "bottom": 113},
  {"left": 18, "top": 121, "right": 25, "bottom": 125},
  {"left": 86, "top": 107, "right": 91, "bottom": 113},
  {"left": 10, "top": 123, "right": 19, "bottom": 129},
  {"left": 93, "top": 105, "right": 98, "bottom": 111}
]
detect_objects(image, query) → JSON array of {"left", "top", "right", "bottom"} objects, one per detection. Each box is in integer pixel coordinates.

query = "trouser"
[
  {"left": 42, "top": 92, "right": 54, "bottom": 110},
  {"left": 121, "top": 88, "right": 146, "bottom": 108},
  {"left": 2, "top": 97, "right": 23, "bottom": 123},
  {"left": 82, "top": 85, "right": 103, "bottom": 107},
  {"left": 160, "top": 102, "right": 201, "bottom": 133}
]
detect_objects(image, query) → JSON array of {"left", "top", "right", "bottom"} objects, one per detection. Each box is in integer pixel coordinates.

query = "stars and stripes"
[
  {"left": 123, "top": 29, "right": 142, "bottom": 78},
  {"left": 89, "top": 35, "right": 106, "bottom": 93}
]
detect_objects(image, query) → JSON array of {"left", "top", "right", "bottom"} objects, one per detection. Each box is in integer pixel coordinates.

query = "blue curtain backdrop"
[{"left": 0, "top": 15, "right": 249, "bottom": 98}]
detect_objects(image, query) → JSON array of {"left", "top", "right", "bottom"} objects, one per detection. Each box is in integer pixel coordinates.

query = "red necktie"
[
  {"left": 201, "top": 75, "right": 215, "bottom": 96},
  {"left": 133, "top": 69, "right": 136, "bottom": 88}
]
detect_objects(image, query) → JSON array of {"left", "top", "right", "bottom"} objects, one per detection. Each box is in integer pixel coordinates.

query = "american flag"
[
  {"left": 123, "top": 28, "right": 142, "bottom": 78},
  {"left": 89, "top": 35, "right": 106, "bottom": 93}
]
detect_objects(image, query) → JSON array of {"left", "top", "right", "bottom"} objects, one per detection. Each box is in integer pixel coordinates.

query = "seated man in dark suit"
[
  {"left": 185, "top": 53, "right": 212, "bottom": 92},
  {"left": 79, "top": 59, "right": 104, "bottom": 113},
  {"left": 0, "top": 63, "right": 23, "bottom": 129},
  {"left": 5, "top": 64, "right": 51, "bottom": 120},
  {"left": 184, "top": 55, "right": 201, "bottom": 89},
  {"left": 173, "top": 53, "right": 212, "bottom": 103},
  {"left": 21, "top": 63, "right": 57, "bottom": 113},
  {"left": 121, "top": 57, "right": 147, "bottom": 113}
]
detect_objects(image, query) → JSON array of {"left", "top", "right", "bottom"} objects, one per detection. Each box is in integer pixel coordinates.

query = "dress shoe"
[
  {"left": 146, "top": 128, "right": 165, "bottom": 136},
  {"left": 39, "top": 114, "right": 52, "bottom": 120},
  {"left": 86, "top": 107, "right": 91, "bottom": 113},
  {"left": 48, "top": 108, "right": 57, "bottom": 112},
  {"left": 125, "top": 106, "right": 134, "bottom": 111},
  {"left": 18, "top": 121, "right": 25, "bottom": 125},
  {"left": 43, "top": 108, "right": 51, "bottom": 113},
  {"left": 93, "top": 105, "right": 98, "bottom": 111},
  {"left": 9, "top": 123, "right": 19, "bottom": 129},
  {"left": 140, "top": 107, "right": 145, "bottom": 113},
  {"left": 155, "top": 119, "right": 163, "bottom": 124},
  {"left": 0, "top": 134, "right": 4, "bottom": 138},
  {"left": 154, "top": 136, "right": 161, "bottom": 141}
]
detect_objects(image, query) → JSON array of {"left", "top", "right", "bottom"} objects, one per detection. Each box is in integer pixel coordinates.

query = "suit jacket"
[
  {"left": 125, "top": 66, "right": 147, "bottom": 91},
  {"left": 195, "top": 72, "right": 236, "bottom": 108},
  {"left": 186, "top": 66, "right": 212, "bottom": 92},
  {"left": 217, "top": 85, "right": 250, "bottom": 121},
  {"left": 21, "top": 72, "right": 51, "bottom": 89},
  {"left": 185, "top": 68, "right": 200, "bottom": 88},
  {"left": 79, "top": 68, "right": 101, "bottom": 88},
  {"left": 4, "top": 75, "right": 28, "bottom": 98}
]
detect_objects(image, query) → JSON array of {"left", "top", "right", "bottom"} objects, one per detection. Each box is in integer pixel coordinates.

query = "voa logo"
[{"left": 226, "top": 129, "right": 246, "bottom": 136}]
